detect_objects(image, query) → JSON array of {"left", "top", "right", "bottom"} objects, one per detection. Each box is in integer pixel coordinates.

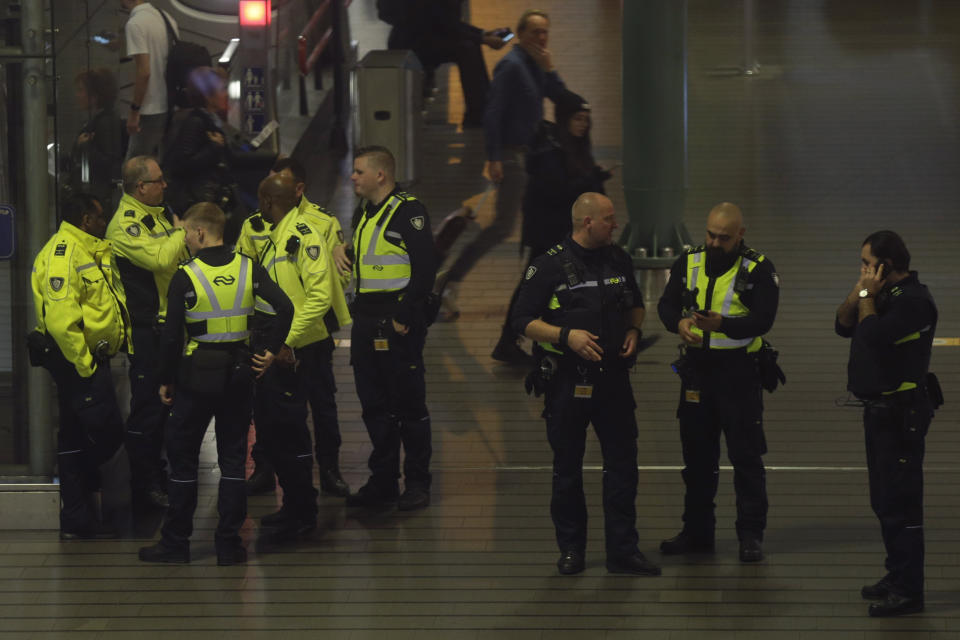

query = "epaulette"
[
  {"left": 123, "top": 209, "right": 136, "bottom": 218},
  {"left": 249, "top": 213, "right": 265, "bottom": 232},
  {"left": 739, "top": 246, "right": 764, "bottom": 262},
  {"left": 142, "top": 214, "right": 155, "bottom": 230},
  {"left": 285, "top": 235, "right": 301, "bottom": 255},
  {"left": 295, "top": 222, "right": 312, "bottom": 236},
  {"left": 395, "top": 191, "right": 416, "bottom": 201},
  {"left": 179, "top": 255, "right": 197, "bottom": 267},
  {"left": 686, "top": 244, "right": 705, "bottom": 255},
  {"left": 545, "top": 243, "right": 565, "bottom": 256}
]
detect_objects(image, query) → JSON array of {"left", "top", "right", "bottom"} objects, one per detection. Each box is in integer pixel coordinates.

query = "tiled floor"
[{"left": 2, "top": 0, "right": 960, "bottom": 637}]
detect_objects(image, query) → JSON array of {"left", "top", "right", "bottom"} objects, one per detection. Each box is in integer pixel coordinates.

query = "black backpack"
[
  {"left": 157, "top": 9, "right": 211, "bottom": 110},
  {"left": 376, "top": 0, "right": 404, "bottom": 26}
]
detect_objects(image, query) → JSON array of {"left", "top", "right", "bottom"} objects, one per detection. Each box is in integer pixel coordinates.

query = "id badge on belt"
[
  {"left": 374, "top": 323, "right": 389, "bottom": 352},
  {"left": 574, "top": 366, "right": 593, "bottom": 399}
]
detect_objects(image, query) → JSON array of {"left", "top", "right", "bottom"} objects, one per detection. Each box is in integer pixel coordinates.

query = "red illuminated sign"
[{"left": 239, "top": 0, "right": 270, "bottom": 27}]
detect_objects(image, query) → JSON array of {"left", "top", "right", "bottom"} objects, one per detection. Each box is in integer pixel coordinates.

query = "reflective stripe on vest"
[
  {"left": 353, "top": 194, "right": 414, "bottom": 293},
  {"left": 183, "top": 254, "right": 254, "bottom": 344},
  {"left": 686, "top": 250, "right": 763, "bottom": 352}
]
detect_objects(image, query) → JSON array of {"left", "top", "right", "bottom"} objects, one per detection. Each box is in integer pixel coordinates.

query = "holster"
[{"left": 756, "top": 340, "right": 786, "bottom": 393}]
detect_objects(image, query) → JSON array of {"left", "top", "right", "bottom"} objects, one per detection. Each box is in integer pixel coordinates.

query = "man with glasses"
[{"left": 106, "top": 155, "right": 188, "bottom": 509}]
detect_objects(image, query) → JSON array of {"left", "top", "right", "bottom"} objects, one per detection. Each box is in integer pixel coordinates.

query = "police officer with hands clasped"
[
  {"left": 512, "top": 192, "right": 660, "bottom": 577},
  {"left": 238, "top": 157, "right": 353, "bottom": 498},
  {"left": 30, "top": 194, "right": 130, "bottom": 539},
  {"left": 835, "top": 230, "right": 940, "bottom": 617},
  {"left": 249, "top": 173, "right": 350, "bottom": 538},
  {"left": 106, "top": 155, "right": 189, "bottom": 510},
  {"left": 138, "top": 202, "right": 293, "bottom": 565},
  {"left": 658, "top": 202, "right": 780, "bottom": 564},
  {"left": 347, "top": 145, "right": 438, "bottom": 511}
]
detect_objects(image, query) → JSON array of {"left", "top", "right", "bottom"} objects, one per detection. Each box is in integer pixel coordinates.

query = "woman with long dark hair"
[{"left": 493, "top": 90, "right": 611, "bottom": 363}]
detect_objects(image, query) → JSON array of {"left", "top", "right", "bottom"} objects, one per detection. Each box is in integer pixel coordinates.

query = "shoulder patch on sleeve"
[
  {"left": 410, "top": 215, "right": 425, "bottom": 231},
  {"left": 125, "top": 224, "right": 141, "bottom": 237},
  {"left": 296, "top": 222, "right": 312, "bottom": 235},
  {"left": 49, "top": 276, "right": 65, "bottom": 292},
  {"left": 123, "top": 209, "right": 136, "bottom": 218},
  {"left": 771, "top": 272, "right": 780, "bottom": 288},
  {"left": 524, "top": 265, "right": 537, "bottom": 280},
  {"left": 306, "top": 245, "right": 321, "bottom": 261}
]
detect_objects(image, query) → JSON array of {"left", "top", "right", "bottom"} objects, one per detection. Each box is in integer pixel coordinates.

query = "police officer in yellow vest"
[
  {"left": 250, "top": 173, "right": 351, "bottom": 538},
  {"left": 31, "top": 194, "right": 130, "bottom": 539},
  {"left": 106, "top": 155, "right": 188, "bottom": 509},
  {"left": 138, "top": 203, "right": 293, "bottom": 565},
  {"left": 657, "top": 202, "right": 779, "bottom": 563},
  {"left": 239, "top": 157, "right": 353, "bottom": 498},
  {"left": 347, "top": 146, "right": 437, "bottom": 511}
]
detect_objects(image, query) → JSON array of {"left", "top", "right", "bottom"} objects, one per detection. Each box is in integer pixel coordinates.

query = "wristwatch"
[{"left": 858, "top": 288, "right": 871, "bottom": 299}]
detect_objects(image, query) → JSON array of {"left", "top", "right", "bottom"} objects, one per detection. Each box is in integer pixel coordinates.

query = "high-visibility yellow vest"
[
  {"left": 684, "top": 248, "right": 764, "bottom": 352},
  {"left": 353, "top": 192, "right": 417, "bottom": 293},
  {"left": 182, "top": 253, "right": 254, "bottom": 355}
]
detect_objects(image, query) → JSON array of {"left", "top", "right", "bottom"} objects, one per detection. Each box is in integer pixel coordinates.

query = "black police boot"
[
  {"left": 861, "top": 575, "right": 893, "bottom": 600},
  {"left": 269, "top": 515, "right": 317, "bottom": 541},
  {"left": 345, "top": 483, "right": 399, "bottom": 508},
  {"left": 319, "top": 467, "right": 350, "bottom": 497},
  {"left": 216, "top": 543, "right": 248, "bottom": 566},
  {"left": 606, "top": 552, "right": 662, "bottom": 576},
  {"left": 659, "top": 530, "right": 715, "bottom": 555},
  {"left": 557, "top": 550, "right": 586, "bottom": 575},
  {"left": 868, "top": 592, "right": 924, "bottom": 617},
  {"left": 60, "top": 522, "right": 120, "bottom": 540},
  {"left": 138, "top": 542, "right": 189, "bottom": 564},
  {"left": 398, "top": 486, "right": 431, "bottom": 511},
  {"left": 246, "top": 465, "right": 276, "bottom": 495},
  {"left": 491, "top": 332, "right": 532, "bottom": 365},
  {"left": 739, "top": 537, "right": 763, "bottom": 563}
]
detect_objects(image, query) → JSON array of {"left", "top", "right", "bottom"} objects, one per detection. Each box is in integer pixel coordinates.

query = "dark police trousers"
[
  {"left": 252, "top": 342, "right": 318, "bottom": 518},
  {"left": 125, "top": 324, "right": 168, "bottom": 491},
  {"left": 351, "top": 314, "right": 432, "bottom": 493},
  {"left": 543, "top": 362, "right": 640, "bottom": 558},
  {"left": 677, "top": 351, "right": 767, "bottom": 540},
  {"left": 160, "top": 358, "right": 253, "bottom": 552},
  {"left": 297, "top": 338, "right": 342, "bottom": 470},
  {"left": 863, "top": 392, "right": 932, "bottom": 597},
  {"left": 46, "top": 348, "right": 124, "bottom": 531}
]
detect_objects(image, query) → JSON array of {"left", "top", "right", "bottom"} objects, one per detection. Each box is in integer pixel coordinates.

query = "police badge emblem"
[
  {"left": 306, "top": 245, "right": 321, "bottom": 260},
  {"left": 50, "top": 277, "right": 65, "bottom": 292},
  {"left": 410, "top": 216, "right": 425, "bottom": 231},
  {"left": 126, "top": 224, "right": 141, "bottom": 237},
  {"left": 525, "top": 266, "right": 537, "bottom": 280}
]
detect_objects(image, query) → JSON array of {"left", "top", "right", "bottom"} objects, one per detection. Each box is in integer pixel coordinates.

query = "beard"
[{"left": 706, "top": 246, "right": 728, "bottom": 263}]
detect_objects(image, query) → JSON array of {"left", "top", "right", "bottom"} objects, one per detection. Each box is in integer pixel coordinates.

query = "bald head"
[
  {"left": 258, "top": 173, "right": 299, "bottom": 223},
  {"left": 705, "top": 202, "right": 746, "bottom": 259},
  {"left": 571, "top": 192, "right": 617, "bottom": 249}
]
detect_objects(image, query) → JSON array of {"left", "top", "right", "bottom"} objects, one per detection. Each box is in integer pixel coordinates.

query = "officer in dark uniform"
[
  {"left": 835, "top": 230, "right": 938, "bottom": 617},
  {"left": 31, "top": 194, "right": 129, "bottom": 539},
  {"left": 511, "top": 192, "right": 660, "bottom": 577},
  {"left": 657, "top": 202, "right": 779, "bottom": 563},
  {"left": 138, "top": 202, "right": 292, "bottom": 565},
  {"left": 106, "top": 155, "right": 188, "bottom": 509},
  {"left": 347, "top": 145, "right": 438, "bottom": 511}
]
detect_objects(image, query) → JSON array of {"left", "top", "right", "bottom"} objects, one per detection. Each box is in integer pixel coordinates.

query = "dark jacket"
[
  {"left": 521, "top": 121, "right": 610, "bottom": 254},
  {"left": 162, "top": 108, "right": 233, "bottom": 215},
  {"left": 69, "top": 107, "right": 123, "bottom": 205}
]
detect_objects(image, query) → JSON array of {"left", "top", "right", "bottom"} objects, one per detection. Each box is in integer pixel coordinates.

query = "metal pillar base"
[{"left": 0, "top": 481, "right": 59, "bottom": 530}]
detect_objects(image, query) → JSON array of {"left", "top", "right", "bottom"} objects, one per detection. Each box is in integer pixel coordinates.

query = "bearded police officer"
[
  {"left": 106, "top": 155, "right": 188, "bottom": 509},
  {"left": 657, "top": 202, "right": 779, "bottom": 563},
  {"left": 511, "top": 192, "right": 660, "bottom": 577},
  {"left": 138, "top": 203, "right": 292, "bottom": 565},
  {"left": 31, "top": 194, "right": 130, "bottom": 539},
  {"left": 347, "top": 146, "right": 438, "bottom": 511},
  {"left": 836, "top": 230, "right": 939, "bottom": 617},
  {"left": 240, "top": 157, "right": 353, "bottom": 498},
  {"left": 251, "top": 173, "right": 350, "bottom": 538}
]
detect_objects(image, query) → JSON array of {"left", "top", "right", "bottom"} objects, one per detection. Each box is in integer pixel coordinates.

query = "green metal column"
[{"left": 621, "top": 0, "right": 690, "bottom": 267}]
